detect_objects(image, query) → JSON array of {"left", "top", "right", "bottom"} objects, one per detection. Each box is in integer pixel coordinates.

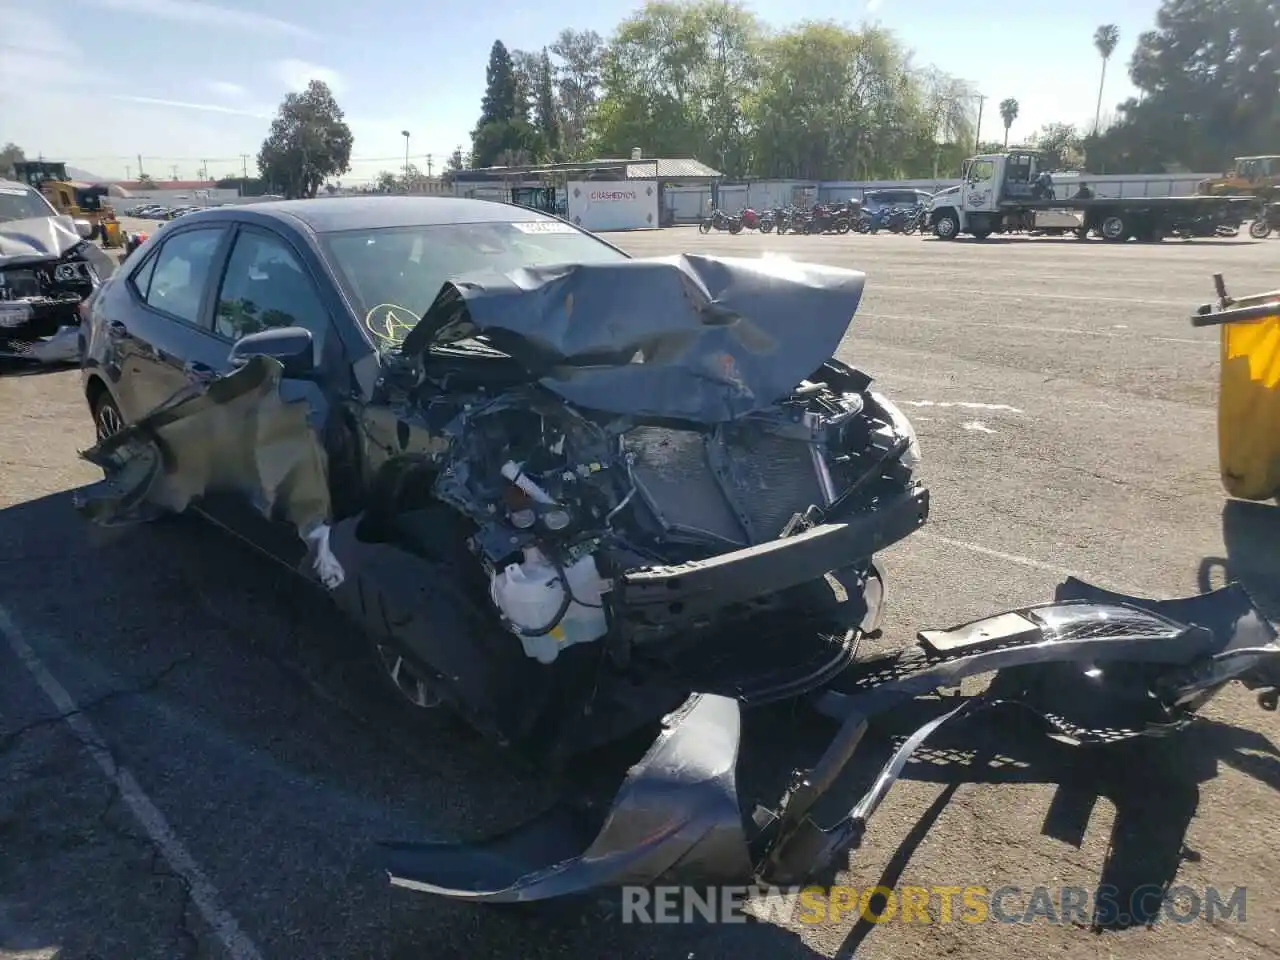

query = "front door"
[{"left": 962, "top": 158, "right": 998, "bottom": 214}]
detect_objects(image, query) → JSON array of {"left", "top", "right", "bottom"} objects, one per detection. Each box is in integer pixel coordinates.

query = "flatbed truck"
[{"left": 928, "top": 150, "right": 1257, "bottom": 242}]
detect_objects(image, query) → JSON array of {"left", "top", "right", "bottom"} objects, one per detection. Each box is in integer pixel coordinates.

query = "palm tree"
[
  {"left": 999, "top": 98, "right": 1019, "bottom": 147},
  {"left": 1093, "top": 24, "right": 1120, "bottom": 135}
]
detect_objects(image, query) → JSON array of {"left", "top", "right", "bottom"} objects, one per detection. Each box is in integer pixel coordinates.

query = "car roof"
[
  {"left": 0, "top": 178, "right": 36, "bottom": 192},
  {"left": 182, "top": 196, "right": 554, "bottom": 234}
]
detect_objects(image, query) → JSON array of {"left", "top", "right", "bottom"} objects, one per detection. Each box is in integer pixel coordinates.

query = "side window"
[
  {"left": 142, "top": 228, "right": 225, "bottom": 325},
  {"left": 969, "top": 161, "right": 994, "bottom": 183},
  {"left": 214, "top": 231, "right": 330, "bottom": 348},
  {"left": 129, "top": 251, "right": 159, "bottom": 299}
]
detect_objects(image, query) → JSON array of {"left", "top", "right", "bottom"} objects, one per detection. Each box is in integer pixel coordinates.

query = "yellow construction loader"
[
  {"left": 1197, "top": 156, "right": 1280, "bottom": 203},
  {"left": 12, "top": 160, "right": 124, "bottom": 247}
]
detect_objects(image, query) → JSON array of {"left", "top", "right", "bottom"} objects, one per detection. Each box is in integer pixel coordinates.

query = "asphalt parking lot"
[{"left": 3, "top": 226, "right": 1279, "bottom": 960}]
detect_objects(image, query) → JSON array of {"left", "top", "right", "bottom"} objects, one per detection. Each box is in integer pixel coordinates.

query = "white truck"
[{"left": 927, "top": 150, "right": 1255, "bottom": 242}]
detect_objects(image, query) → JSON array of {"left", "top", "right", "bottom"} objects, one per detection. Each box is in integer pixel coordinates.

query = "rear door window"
[{"left": 142, "top": 227, "right": 226, "bottom": 325}]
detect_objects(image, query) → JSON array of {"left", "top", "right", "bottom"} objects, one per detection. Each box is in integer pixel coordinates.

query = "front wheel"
[
  {"left": 835, "top": 218, "right": 851, "bottom": 234},
  {"left": 729, "top": 220, "right": 743, "bottom": 235},
  {"left": 760, "top": 220, "right": 774, "bottom": 234},
  {"left": 698, "top": 219, "right": 712, "bottom": 234},
  {"left": 1249, "top": 219, "right": 1272, "bottom": 240},
  {"left": 92, "top": 390, "right": 125, "bottom": 440},
  {"left": 932, "top": 211, "right": 959, "bottom": 239}
]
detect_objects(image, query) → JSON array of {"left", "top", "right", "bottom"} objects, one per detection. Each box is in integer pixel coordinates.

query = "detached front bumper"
[{"left": 382, "top": 577, "right": 1280, "bottom": 902}]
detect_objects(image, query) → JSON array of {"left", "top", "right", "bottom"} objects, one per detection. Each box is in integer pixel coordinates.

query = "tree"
[
  {"left": 375, "top": 171, "right": 399, "bottom": 193},
  {"left": 442, "top": 146, "right": 467, "bottom": 185},
  {"left": 593, "top": 1, "right": 762, "bottom": 175},
  {"left": 550, "top": 29, "right": 605, "bottom": 155},
  {"left": 137, "top": 173, "right": 156, "bottom": 188},
  {"left": 1092, "top": 24, "right": 1119, "bottom": 135},
  {"left": 1088, "top": 0, "right": 1280, "bottom": 173},
  {"left": 0, "top": 142, "right": 24, "bottom": 179},
  {"left": 998, "top": 98, "right": 1018, "bottom": 147},
  {"left": 509, "top": 49, "right": 540, "bottom": 123},
  {"left": 1030, "top": 122, "right": 1083, "bottom": 169},
  {"left": 472, "top": 40, "right": 538, "bottom": 168},
  {"left": 257, "top": 79, "right": 354, "bottom": 199},
  {"left": 534, "top": 50, "right": 562, "bottom": 155}
]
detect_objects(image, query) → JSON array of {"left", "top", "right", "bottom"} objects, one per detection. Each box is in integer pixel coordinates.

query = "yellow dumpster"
[{"left": 1192, "top": 276, "right": 1280, "bottom": 501}]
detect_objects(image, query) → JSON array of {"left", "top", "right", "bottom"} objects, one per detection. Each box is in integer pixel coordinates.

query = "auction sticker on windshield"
[
  {"left": 363, "top": 303, "right": 419, "bottom": 345},
  {"left": 511, "top": 221, "right": 578, "bottom": 234}
]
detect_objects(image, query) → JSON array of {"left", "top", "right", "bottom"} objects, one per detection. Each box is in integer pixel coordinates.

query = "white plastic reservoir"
[{"left": 490, "top": 547, "right": 609, "bottom": 664}]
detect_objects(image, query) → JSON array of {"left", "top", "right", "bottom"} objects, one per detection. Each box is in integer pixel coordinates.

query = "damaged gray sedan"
[
  {"left": 76, "top": 198, "right": 1280, "bottom": 908},
  {"left": 78, "top": 197, "right": 928, "bottom": 762}
]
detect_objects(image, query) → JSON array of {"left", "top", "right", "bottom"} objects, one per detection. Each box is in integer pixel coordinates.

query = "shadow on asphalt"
[
  {"left": 0, "top": 359, "right": 75, "bottom": 378},
  {"left": 0, "top": 490, "right": 832, "bottom": 959},
  {"left": 817, "top": 692, "right": 1280, "bottom": 955},
  {"left": 1200, "top": 498, "right": 1280, "bottom": 620}
]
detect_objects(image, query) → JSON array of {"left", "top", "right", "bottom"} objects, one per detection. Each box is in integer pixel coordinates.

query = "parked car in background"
[{"left": 0, "top": 178, "right": 115, "bottom": 364}]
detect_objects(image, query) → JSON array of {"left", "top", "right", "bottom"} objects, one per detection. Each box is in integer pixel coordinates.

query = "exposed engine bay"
[
  {"left": 0, "top": 214, "right": 111, "bottom": 362},
  {"left": 414, "top": 354, "right": 921, "bottom": 664}
]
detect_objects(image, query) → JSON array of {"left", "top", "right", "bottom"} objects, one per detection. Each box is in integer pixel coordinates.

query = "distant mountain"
[{"left": 67, "top": 165, "right": 108, "bottom": 182}]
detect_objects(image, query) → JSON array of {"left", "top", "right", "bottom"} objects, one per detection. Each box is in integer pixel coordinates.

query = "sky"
[{"left": 1, "top": 0, "right": 1159, "bottom": 184}]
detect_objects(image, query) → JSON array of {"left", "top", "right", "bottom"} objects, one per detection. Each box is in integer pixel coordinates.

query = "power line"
[{"left": 54, "top": 152, "right": 458, "bottom": 164}]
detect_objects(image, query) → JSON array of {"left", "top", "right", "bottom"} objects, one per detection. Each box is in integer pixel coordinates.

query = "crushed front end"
[{"left": 0, "top": 215, "right": 111, "bottom": 363}]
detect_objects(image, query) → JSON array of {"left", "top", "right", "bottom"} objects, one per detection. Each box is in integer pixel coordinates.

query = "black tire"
[
  {"left": 698, "top": 219, "right": 712, "bottom": 234},
  {"left": 1249, "top": 219, "right": 1271, "bottom": 240},
  {"left": 932, "top": 210, "right": 959, "bottom": 239},
  {"left": 91, "top": 390, "right": 125, "bottom": 440},
  {"left": 835, "top": 218, "right": 851, "bottom": 234},
  {"left": 760, "top": 220, "right": 774, "bottom": 234},
  {"left": 1100, "top": 214, "right": 1129, "bottom": 242},
  {"left": 729, "top": 220, "right": 743, "bottom": 235}
]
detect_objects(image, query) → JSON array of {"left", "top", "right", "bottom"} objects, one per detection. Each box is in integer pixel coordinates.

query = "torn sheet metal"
[
  {"left": 0, "top": 215, "right": 87, "bottom": 267},
  {"left": 403, "top": 254, "right": 867, "bottom": 422},
  {"left": 383, "top": 577, "right": 1280, "bottom": 903},
  {"left": 75, "top": 355, "right": 342, "bottom": 586}
]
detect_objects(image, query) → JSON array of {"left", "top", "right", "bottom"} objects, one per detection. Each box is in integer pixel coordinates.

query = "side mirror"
[
  {"left": 73, "top": 219, "right": 94, "bottom": 239},
  {"left": 228, "top": 326, "right": 315, "bottom": 378}
]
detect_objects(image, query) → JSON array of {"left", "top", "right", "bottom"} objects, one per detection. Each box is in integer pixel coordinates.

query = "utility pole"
[
  {"left": 974, "top": 95, "right": 987, "bottom": 153},
  {"left": 171, "top": 165, "right": 179, "bottom": 181},
  {"left": 137, "top": 154, "right": 145, "bottom": 179},
  {"left": 240, "top": 154, "right": 249, "bottom": 178},
  {"left": 200, "top": 159, "right": 208, "bottom": 181},
  {"left": 426, "top": 154, "right": 433, "bottom": 178},
  {"left": 125, "top": 164, "right": 131, "bottom": 181}
]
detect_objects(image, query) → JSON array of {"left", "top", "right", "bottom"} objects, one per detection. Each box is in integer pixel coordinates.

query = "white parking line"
[
  {"left": 0, "top": 603, "right": 263, "bottom": 960},
  {"left": 861, "top": 311, "right": 1215, "bottom": 345},
  {"left": 919, "top": 532, "right": 1146, "bottom": 596},
  {"left": 870, "top": 284, "right": 1188, "bottom": 307}
]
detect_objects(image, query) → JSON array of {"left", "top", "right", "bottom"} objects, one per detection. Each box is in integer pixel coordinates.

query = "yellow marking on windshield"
[{"left": 363, "top": 303, "right": 419, "bottom": 345}]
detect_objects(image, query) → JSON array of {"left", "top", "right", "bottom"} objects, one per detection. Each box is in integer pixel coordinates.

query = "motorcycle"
[
  {"left": 740, "top": 207, "right": 761, "bottom": 231},
  {"left": 699, "top": 208, "right": 744, "bottom": 235},
  {"left": 1249, "top": 203, "right": 1280, "bottom": 239},
  {"left": 807, "top": 203, "right": 852, "bottom": 235}
]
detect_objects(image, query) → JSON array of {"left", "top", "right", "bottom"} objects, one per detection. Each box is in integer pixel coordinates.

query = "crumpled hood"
[
  {"left": 402, "top": 253, "right": 867, "bottom": 422},
  {"left": 0, "top": 215, "right": 85, "bottom": 267}
]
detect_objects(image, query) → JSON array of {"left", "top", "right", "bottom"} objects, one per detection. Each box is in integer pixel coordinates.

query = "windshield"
[
  {"left": 323, "top": 219, "right": 629, "bottom": 349},
  {"left": 0, "top": 185, "right": 56, "bottom": 223}
]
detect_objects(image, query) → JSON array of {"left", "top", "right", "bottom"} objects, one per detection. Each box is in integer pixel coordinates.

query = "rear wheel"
[
  {"left": 1249, "top": 219, "right": 1272, "bottom": 240},
  {"left": 698, "top": 219, "right": 712, "bottom": 234},
  {"left": 729, "top": 220, "right": 743, "bottom": 235},
  {"left": 1100, "top": 214, "right": 1129, "bottom": 241}
]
